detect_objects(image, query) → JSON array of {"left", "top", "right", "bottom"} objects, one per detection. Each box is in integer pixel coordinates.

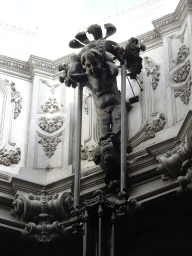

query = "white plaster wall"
[{"left": 0, "top": 73, "right": 32, "bottom": 175}]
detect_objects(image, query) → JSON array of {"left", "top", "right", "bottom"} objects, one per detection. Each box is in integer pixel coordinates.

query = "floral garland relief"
[{"left": 0, "top": 80, "right": 22, "bottom": 166}]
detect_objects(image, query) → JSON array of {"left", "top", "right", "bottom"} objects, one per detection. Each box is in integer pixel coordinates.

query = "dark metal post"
[
  {"left": 121, "top": 64, "right": 127, "bottom": 191},
  {"left": 74, "top": 84, "right": 83, "bottom": 208},
  {"left": 83, "top": 209, "right": 89, "bottom": 256},
  {"left": 110, "top": 211, "right": 115, "bottom": 256},
  {"left": 98, "top": 204, "right": 103, "bottom": 256}
]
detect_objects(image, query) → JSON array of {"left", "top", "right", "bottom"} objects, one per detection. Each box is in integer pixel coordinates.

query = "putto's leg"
[
  {"left": 97, "top": 110, "right": 111, "bottom": 137},
  {"left": 111, "top": 105, "right": 121, "bottom": 134}
]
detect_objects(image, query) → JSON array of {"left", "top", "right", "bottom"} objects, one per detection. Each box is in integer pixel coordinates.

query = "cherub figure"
[{"left": 68, "top": 48, "right": 121, "bottom": 138}]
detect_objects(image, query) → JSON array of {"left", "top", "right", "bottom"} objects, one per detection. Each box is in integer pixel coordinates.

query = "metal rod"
[
  {"left": 110, "top": 212, "right": 115, "bottom": 256},
  {"left": 95, "top": 231, "right": 98, "bottom": 256},
  {"left": 74, "top": 84, "right": 83, "bottom": 208},
  {"left": 83, "top": 210, "right": 88, "bottom": 256},
  {"left": 135, "top": 76, "right": 143, "bottom": 91},
  {"left": 121, "top": 64, "right": 127, "bottom": 191},
  {"left": 136, "top": 75, "right": 142, "bottom": 84},
  {"left": 126, "top": 75, "right": 136, "bottom": 98},
  {"left": 98, "top": 204, "right": 103, "bottom": 256}
]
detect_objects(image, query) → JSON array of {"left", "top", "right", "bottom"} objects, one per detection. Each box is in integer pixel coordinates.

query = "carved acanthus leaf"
[
  {"left": 12, "top": 187, "right": 73, "bottom": 243},
  {"left": 6, "top": 80, "right": 22, "bottom": 119},
  {"left": 38, "top": 136, "right": 61, "bottom": 158},
  {"left": 38, "top": 117, "right": 64, "bottom": 133},
  {"left": 0, "top": 148, "right": 21, "bottom": 166},
  {"left": 83, "top": 88, "right": 92, "bottom": 115},
  {"left": 143, "top": 113, "right": 165, "bottom": 141},
  {"left": 143, "top": 56, "right": 160, "bottom": 90},
  {"left": 175, "top": 45, "right": 189, "bottom": 64},
  {"left": 171, "top": 60, "right": 190, "bottom": 83},
  {"left": 175, "top": 79, "right": 192, "bottom": 105},
  {"left": 41, "top": 97, "right": 61, "bottom": 114}
]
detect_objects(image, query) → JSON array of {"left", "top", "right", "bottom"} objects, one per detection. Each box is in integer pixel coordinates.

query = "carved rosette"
[
  {"left": 175, "top": 79, "right": 192, "bottom": 104},
  {"left": 171, "top": 60, "right": 190, "bottom": 83},
  {"left": 41, "top": 97, "right": 61, "bottom": 114},
  {"left": 38, "top": 117, "right": 64, "bottom": 133},
  {"left": 12, "top": 187, "right": 73, "bottom": 243},
  {"left": 143, "top": 113, "right": 165, "bottom": 141},
  {"left": 175, "top": 45, "right": 189, "bottom": 64},
  {"left": 0, "top": 148, "right": 21, "bottom": 166},
  {"left": 38, "top": 136, "right": 61, "bottom": 158},
  {"left": 143, "top": 56, "right": 160, "bottom": 90}
]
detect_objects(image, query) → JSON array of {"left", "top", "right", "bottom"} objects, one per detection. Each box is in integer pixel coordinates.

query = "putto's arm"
[
  {"left": 106, "top": 62, "right": 119, "bottom": 76},
  {"left": 67, "top": 61, "right": 88, "bottom": 84}
]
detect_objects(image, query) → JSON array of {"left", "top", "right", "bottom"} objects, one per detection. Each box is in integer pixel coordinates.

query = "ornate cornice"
[
  {"left": 152, "top": 0, "right": 192, "bottom": 35},
  {"left": 0, "top": 0, "right": 189, "bottom": 81}
]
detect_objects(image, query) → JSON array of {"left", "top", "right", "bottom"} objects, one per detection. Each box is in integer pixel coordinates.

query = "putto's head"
[{"left": 81, "top": 49, "right": 105, "bottom": 78}]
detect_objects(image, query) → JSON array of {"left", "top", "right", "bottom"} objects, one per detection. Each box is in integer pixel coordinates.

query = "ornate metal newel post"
[
  {"left": 74, "top": 84, "right": 83, "bottom": 208},
  {"left": 98, "top": 203, "right": 103, "bottom": 256},
  {"left": 83, "top": 209, "right": 89, "bottom": 256},
  {"left": 110, "top": 211, "right": 116, "bottom": 256},
  {"left": 120, "top": 63, "right": 127, "bottom": 192}
]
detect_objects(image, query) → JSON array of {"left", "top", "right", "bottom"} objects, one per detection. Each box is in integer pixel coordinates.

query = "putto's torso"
[{"left": 87, "top": 69, "right": 121, "bottom": 109}]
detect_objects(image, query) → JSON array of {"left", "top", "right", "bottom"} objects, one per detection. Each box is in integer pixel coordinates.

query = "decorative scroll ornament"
[
  {"left": 38, "top": 136, "right": 61, "bottom": 158},
  {"left": 5, "top": 80, "right": 22, "bottom": 119},
  {"left": 81, "top": 145, "right": 95, "bottom": 161},
  {"left": 157, "top": 128, "right": 192, "bottom": 181},
  {"left": 175, "top": 45, "right": 189, "bottom": 64},
  {"left": 143, "top": 113, "right": 165, "bottom": 141},
  {"left": 83, "top": 88, "right": 92, "bottom": 115},
  {"left": 12, "top": 187, "right": 73, "bottom": 243},
  {"left": 175, "top": 79, "right": 192, "bottom": 105},
  {"left": 0, "top": 148, "right": 21, "bottom": 166},
  {"left": 171, "top": 60, "right": 190, "bottom": 83},
  {"left": 38, "top": 117, "right": 64, "bottom": 133},
  {"left": 45, "top": 165, "right": 53, "bottom": 170},
  {"left": 143, "top": 56, "right": 160, "bottom": 90},
  {"left": 41, "top": 97, "right": 61, "bottom": 114}
]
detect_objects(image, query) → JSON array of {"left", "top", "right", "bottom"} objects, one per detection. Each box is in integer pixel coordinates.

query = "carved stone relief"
[
  {"left": 143, "top": 113, "right": 165, "bottom": 141},
  {"left": 45, "top": 165, "right": 53, "bottom": 170},
  {"left": 0, "top": 79, "right": 21, "bottom": 164},
  {"left": 9, "top": 81, "right": 22, "bottom": 119},
  {"left": 83, "top": 87, "right": 92, "bottom": 115},
  {"left": 167, "top": 22, "right": 189, "bottom": 71},
  {"left": 175, "top": 45, "right": 189, "bottom": 64},
  {"left": 143, "top": 56, "right": 160, "bottom": 90},
  {"left": 38, "top": 117, "right": 64, "bottom": 133},
  {"left": 171, "top": 60, "right": 190, "bottom": 83},
  {"left": 0, "top": 86, "right": 6, "bottom": 145},
  {"left": 12, "top": 187, "right": 73, "bottom": 243},
  {"left": 81, "top": 145, "right": 95, "bottom": 161},
  {"left": 129, "top": 57, "right": 164, "bottom": 148},
  {"left": 40, "top": 80, "right": 62, "bottom": 114},
  {"left": 41, "top": 98, "right": 61, "bottom": 114},
  {"left": 157, "top": 128, "right": 192, "bottom": 181},
  {"left": 175, "top": 79, "right": 192, "bottom": 105},
  {"left": 0, "top": 148, "right": 21, "bottom": 166},
  {"left": 38, "top": 136, "right": 61, "bottom": 158}
]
